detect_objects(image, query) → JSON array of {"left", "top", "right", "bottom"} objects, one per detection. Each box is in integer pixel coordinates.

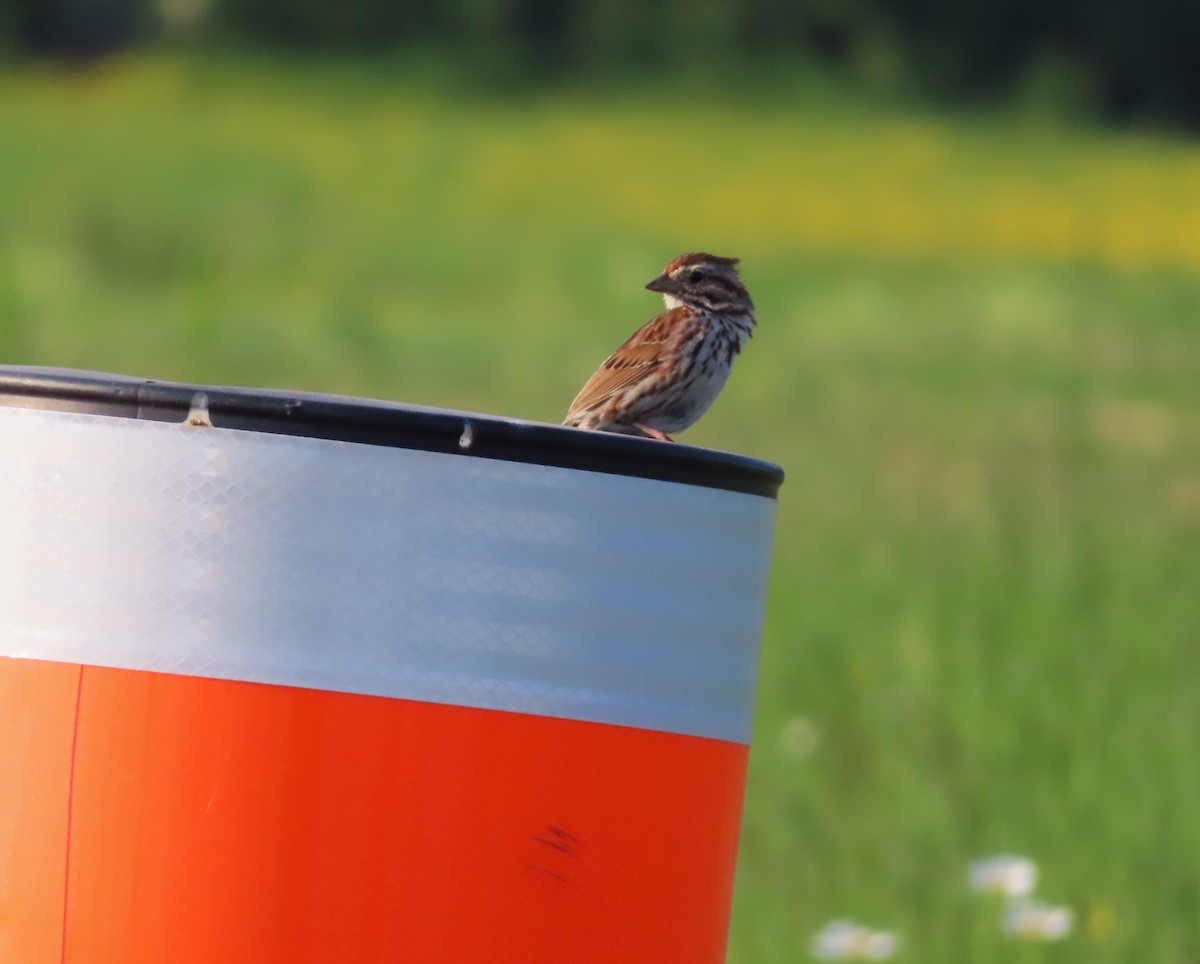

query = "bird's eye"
[{"left": 688, "top": 270, "right": 704, "bottom": 282}]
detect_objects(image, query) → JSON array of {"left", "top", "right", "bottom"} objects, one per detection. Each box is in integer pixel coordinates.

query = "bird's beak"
[{"left": 645, "top": 273, "right": 682, "bottom": 295}]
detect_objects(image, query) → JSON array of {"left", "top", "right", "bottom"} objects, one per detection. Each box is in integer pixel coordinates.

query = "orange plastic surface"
[
  {"left": 2, "top": 660, "right": 749, "bottom": 963},
  {"left": 0, "top": 659, "right": 81, "bottom": 964}
]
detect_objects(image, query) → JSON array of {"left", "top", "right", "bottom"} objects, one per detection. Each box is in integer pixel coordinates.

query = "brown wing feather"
[{"left": 565, "top": 308, "right": 688, "bottom": 422}]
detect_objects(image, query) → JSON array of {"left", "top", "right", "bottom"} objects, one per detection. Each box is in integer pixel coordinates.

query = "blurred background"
[{"left": 3, "top": 1, "right": 1199, "bottom": 961}]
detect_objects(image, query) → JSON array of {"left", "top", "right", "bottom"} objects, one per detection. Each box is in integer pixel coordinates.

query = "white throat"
[{"left": 663, "top": 295, "right": 755, "bottom": 344}]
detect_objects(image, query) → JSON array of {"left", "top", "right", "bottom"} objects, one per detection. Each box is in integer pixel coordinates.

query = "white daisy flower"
[
  {"left": 968, "top": 854, "right": 1037, "bottom": 898},
  {"left": 811, "top": 920, "right": 898, "bottom": 960},
  {"left": 1003, "top": 899, "right": 1074, "bottom": 941}
]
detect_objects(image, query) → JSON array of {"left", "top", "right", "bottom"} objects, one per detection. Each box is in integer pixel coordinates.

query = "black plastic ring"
[{"left": 0, "top": 367, "right": 783, "bottom": 498}]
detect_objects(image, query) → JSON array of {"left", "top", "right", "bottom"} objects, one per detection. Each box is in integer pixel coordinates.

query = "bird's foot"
[{"left": 632, "top": 424, "right": 674, "bottom": 442}]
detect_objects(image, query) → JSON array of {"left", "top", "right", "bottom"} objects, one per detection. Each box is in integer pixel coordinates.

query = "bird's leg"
[{"left": 633, "top": 424, "right": 674, "bottom": 442}]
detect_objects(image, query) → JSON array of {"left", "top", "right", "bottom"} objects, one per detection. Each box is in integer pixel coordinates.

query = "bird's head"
[{"left": 645, "top": 252, "right": 753, "bottom": 314}]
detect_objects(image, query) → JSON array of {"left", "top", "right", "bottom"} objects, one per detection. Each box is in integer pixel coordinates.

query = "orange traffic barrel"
[{"left": 0, "top": 367, "right": 782, "bottom": 964}]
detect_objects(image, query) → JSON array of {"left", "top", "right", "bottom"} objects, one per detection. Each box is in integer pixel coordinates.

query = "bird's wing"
[{"left": 565, "top": 308, "right": 688, "bottom": 421}]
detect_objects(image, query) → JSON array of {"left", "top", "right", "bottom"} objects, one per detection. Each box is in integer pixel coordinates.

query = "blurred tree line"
[{"left": 5, "top": 0, "right": 1200, "bottom": 125}]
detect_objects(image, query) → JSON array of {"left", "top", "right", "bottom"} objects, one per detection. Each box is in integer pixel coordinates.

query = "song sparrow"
[{"left": 563, "top": 252, "right": 755, "bottom": 441}]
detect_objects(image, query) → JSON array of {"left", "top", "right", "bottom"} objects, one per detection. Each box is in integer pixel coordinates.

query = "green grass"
[{"left": 3, "top": 54, "right": 1200, "bottom": 962}]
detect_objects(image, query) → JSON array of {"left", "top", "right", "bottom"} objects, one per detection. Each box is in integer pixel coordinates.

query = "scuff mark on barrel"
[{"left": 527, "top": 824, "right": 580, "bottom": 883}]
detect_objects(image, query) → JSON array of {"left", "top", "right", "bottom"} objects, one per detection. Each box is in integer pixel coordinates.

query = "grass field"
[{"left": 3, "top": 55, "right": 1199, "bottom": 962}]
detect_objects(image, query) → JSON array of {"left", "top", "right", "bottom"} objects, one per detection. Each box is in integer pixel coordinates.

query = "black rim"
[{"left": 0, "top": 367, "right": 783, "bottom": 498}]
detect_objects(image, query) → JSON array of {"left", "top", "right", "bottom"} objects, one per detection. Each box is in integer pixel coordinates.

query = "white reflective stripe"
[{"left": 0, "top": 407, "right": 775, "bottom": 744}]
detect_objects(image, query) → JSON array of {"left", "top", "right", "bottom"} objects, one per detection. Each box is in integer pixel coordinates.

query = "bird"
[{"left": 563, "top": 252, "right": 755, "bottom": 442}]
